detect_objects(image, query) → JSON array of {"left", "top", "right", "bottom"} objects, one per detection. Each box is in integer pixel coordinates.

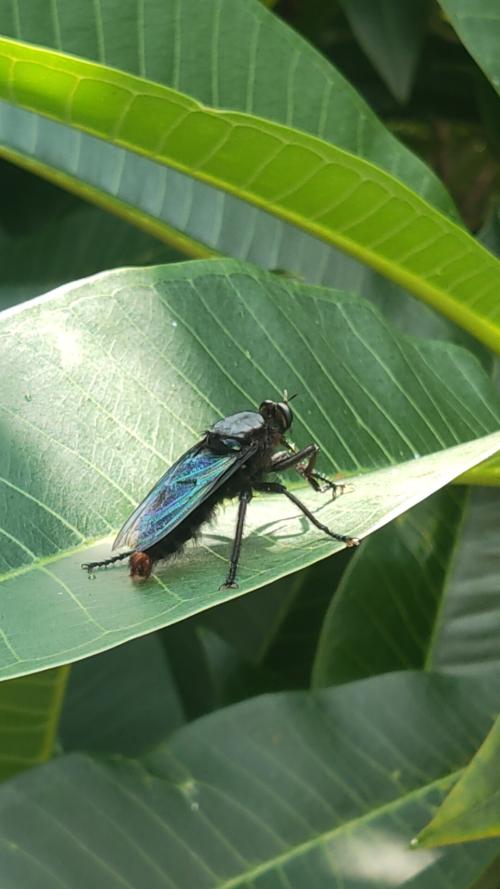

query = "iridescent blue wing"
[{"left": 112, "top": 442, "right": 253, "bottom": 553}]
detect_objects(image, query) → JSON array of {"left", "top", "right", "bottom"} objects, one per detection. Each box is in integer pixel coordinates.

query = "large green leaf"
[
  {"left": 0, "top": 672, "right": 498, "bottom": 887},
  {"left": 0, "top": 0, "right": 447, "bottom": 205},
  {"left": 0, "top": 666, "right": 68, "bottom": 781},
  {"left": 2, "top": 0, "right": 493, "bottom": 491},
  {"left": 1, "top": 261, "right": 499, "bottom": 680},
  {"left": 438, "top": 0, "right": 500, "bottom": 96},
  {"left": 0, "top": 0, "right": 454, "bottom": 268},
  {"left": 1, "top": 39, "right": 500, "bottom": 352},
  {"left": 416, "top": 713, "right": 500, "bottom": 847}
]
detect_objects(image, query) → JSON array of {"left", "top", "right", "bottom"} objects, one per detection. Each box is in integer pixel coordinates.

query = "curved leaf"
[
  {"left": 1, "top": 38, "right": 500, "bottom": 351},
  {"left": 0, "top": 0, "right": 454, "bottom": 269},
  {"left": 1, "top": 260, "right": 499, "bottom": 678},
  {"left": 0, "top": 672, "right": 499, "bottom": 887},
  {"left": 416, "top": 713, "right": 500, "bottom": 847},
  {"left": 0, "top": 667, "right": 68, "bottom": 781},
  {"left": 438, "top": 0, "right": 500, "bottom": 96},
  {"left": 0, "top": 0, "right": 448, "bottom": 207},
  {"left": 339, "top": 0, "right": 427, "bottom": 103}
]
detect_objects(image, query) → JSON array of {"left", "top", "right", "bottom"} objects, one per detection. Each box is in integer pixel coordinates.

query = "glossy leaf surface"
[
  {"left": 0, "top": 0, "right": 454, "bottom": 267},
  {"left": 1, "top": 38, "right": 500, "bottom": 351},
  {"left": 1, "top": 261, "right": 499, "bottom": 680}
]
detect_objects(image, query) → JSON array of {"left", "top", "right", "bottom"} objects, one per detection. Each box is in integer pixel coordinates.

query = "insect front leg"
[
  {"left": 254, "top": 481, "right": 359, "bottom": 547},
  {"left": 271, "top": 444, "right": 346, "bottom": 498},
  {"left": 220, "top": 488, "right": 253, "bottom": 591}
]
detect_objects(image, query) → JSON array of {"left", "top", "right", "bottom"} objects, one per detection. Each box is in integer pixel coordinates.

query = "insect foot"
[
  {"left": 346, "top": 537, "right": 360, "bottom": 547},
  {"left": 219, "top": 581, "right": 239, "bottom": 591}
]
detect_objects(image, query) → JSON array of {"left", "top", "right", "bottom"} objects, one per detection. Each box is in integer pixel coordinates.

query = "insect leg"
[
  {"left": 254, "top": 481, "right": 359, "bottom": 546},
  {"left": 220, "top": 488, "right": 252, "bottom": 590},
  {"left": 271, "top": 445, "right": 345, "bottom": 497},
  {"left": 81, "top": 552, "right": 130, "bottom": 573}
]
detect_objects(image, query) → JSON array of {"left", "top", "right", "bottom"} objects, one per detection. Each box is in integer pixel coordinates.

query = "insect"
[{"left": 82, "top": 396, "right": 359, "bottom": 588}]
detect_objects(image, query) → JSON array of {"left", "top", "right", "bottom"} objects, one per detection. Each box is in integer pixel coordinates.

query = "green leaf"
[
  {"left": 312, "top": 487, "right": 468, "bottom": 687},
  {"left": 339, "top": 0, "right": 427, "bottom": 103},
  {"left": 162, "top": 621, "right": 277, "bottom": 719},
  {"left": 0, "top": 0, "right": 454, "bottom": 265},
  {"left": 59, "top": 634, "right": 184, "bottom": 757},
  {"left": 2, "top": 0, "right": 440, "bottom": 198},
  {"left": 1, "top": 260, "right": 499, "bottom": 680},
  {"left": 416, "top": 713, "right": 500, "bottom": 847},
  {"left": 0, "top": 666, "right": 68, "bottom": 781},
  {"left": 313, "top": 484, "right": 500, "bottom": 687},
  {"left": 201, "top": 551, "right": 353, "bottom": 688},
  {"left": 0, "top": 672, "right": 499, "bottom": 887},
  {"left": 432, "top": 487, "right": 500, "bottom": 675},
  {"left": 438, "top": 0, "right": 500, "bottom": 96},
  {"left": 2, "top": 0, "right": 490, "bottom": 476},
  {"left": 1, "top": 38, "right": 500, "bottom": 351}
]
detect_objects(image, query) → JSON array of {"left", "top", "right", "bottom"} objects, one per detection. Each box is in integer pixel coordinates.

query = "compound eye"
[
  {"left": 277, "top": 402, "right": 293, "bottom": 430},
  {"left": 259, "top": 400, "right": 274, "bottom": 418}
]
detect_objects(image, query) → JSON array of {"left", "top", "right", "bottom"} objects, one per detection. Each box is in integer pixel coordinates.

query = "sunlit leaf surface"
[
  {"left": 1, "top": 38, "right": 500, "bottom": 350},
  {"left": 1, "top": 260, "right": 499, "bottom": 679}
]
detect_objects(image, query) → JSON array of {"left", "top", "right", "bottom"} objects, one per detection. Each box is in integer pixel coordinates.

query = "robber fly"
[{"left": 82, "top": 395, "right": 359, "bottom": 588}]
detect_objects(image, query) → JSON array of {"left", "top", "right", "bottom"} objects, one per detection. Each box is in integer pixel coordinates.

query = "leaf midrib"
[
  {"left": 210, "top": 769, "right": 459, "bottom": 888},
  {"left": 2, "top": 37, "right": 500, "bottom": 352}
]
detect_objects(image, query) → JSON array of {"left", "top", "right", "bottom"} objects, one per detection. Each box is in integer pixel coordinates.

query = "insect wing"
[{"left": 113, "top": 445, "right": 246, "bottom": 552}]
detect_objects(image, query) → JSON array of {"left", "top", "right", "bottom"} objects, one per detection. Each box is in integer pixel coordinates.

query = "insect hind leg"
[
  {"left": 81, "top": 552, "right": 130, "bottom": 572},
  {"left": 254, "top": 481, "right": 359, "bottom": 546}
]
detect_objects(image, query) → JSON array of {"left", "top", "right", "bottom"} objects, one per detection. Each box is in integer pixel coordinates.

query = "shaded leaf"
[
  {"left": 313, "top": 485, "right": 500, "bottom": 687},
  {"left": 0, "top": 200, "right": 180, "bottom": 311},
  {"left": 312, "top": 487, "right": 468, "bottom": 687},
  {"left": 438, "top": 0, "right": 500, "bottom": 96},
  {"left": 0, "top": 672, "right": 499, "bottom": 887},
  {"left": 339, "top": 0, "right": 427, "bottom": 103},
  {"left": 162, "top": 621, "right": 278, "bottom": 719},
  {"left": 59, "top": 634, "right": 184, "bottom": 757},
  {"left": 432, "top": 487, "right": 500, "bottom": 675},
  {"left": 198, "top": 552, "right": 352, "bottom": 678}
]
